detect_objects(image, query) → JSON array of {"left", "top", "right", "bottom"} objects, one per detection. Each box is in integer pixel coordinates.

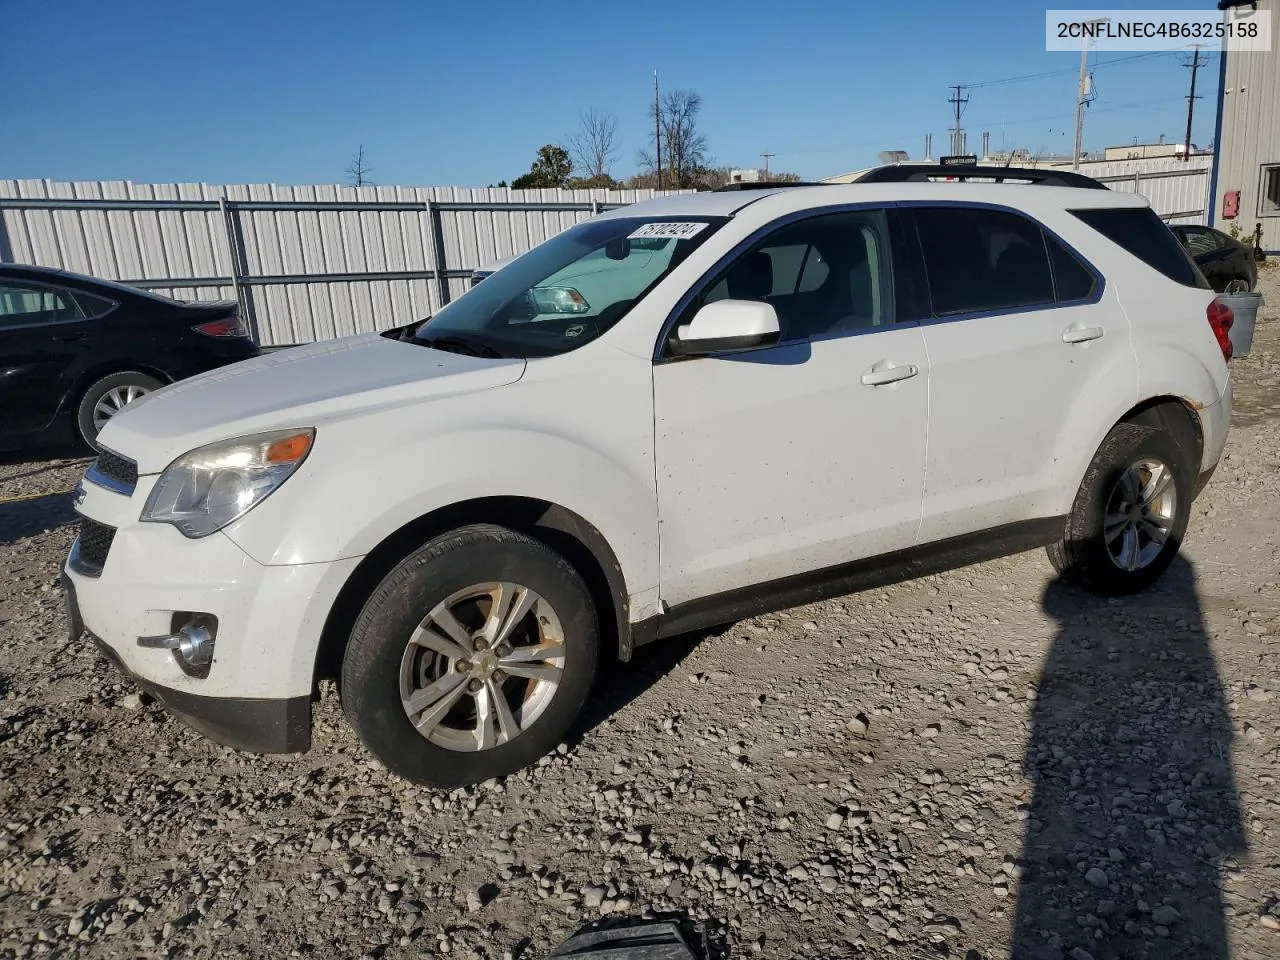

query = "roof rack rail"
[
  {"left": 854, "top": 164, "right": 1108, "bottom": 190},
  {"left": 712, "top": 181, "right": 822, "bottom": 192}
]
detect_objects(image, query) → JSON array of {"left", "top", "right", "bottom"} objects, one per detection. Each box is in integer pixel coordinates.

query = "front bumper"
[
  {"left": 63, "top": 471, "right": 361, "bottom": 754},
  {"left": 66, "top": 570, "right": 311, "bottom": 752}
]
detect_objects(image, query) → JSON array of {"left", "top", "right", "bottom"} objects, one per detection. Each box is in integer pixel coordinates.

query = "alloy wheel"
[
  {"left": 1103, "top": 458, "right": 1177, "bottom": 572},
  {"left": 398, "top": 581, "right": 566, "bottom": 752},
  {"left": 92, "top": 384, "right": 151, "bottom": 432}
]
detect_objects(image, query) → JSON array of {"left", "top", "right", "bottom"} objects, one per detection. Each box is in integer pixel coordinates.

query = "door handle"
[
  {"left": 1062, "top": 324, "right": 1104, "bottom": 344},
  {"left": 861, "top": 362, "right": 919, "bottom": 386},
  {"left": 52, "top": 332, "right": 89, "bottom": 343}
]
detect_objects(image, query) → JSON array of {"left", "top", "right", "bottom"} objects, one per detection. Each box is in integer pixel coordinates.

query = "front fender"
[{"left": 222, "top": 422, "right": 660, "bottom": 611}]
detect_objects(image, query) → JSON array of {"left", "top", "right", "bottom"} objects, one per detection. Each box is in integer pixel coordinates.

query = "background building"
[{"left": 1211, "top": 0, "right": 1280, "bottom": 252}]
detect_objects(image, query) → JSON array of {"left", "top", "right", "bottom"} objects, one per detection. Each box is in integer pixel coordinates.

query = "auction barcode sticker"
[{"left": 628, "top": 221, "right": 709, "bottom": 240}]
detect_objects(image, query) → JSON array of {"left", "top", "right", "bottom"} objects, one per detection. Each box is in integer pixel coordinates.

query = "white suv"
[{"left": 63, "top": 166, "right": 1234, "bottom": 787}]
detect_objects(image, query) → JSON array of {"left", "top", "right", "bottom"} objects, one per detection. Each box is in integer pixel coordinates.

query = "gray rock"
[
  {"left": 1085, "top": 868, "right": 1109, "bottom": 889},
  {"left": 846, "top": 713, "right": 871, "bottom": 737},
  {"left": 1151, "top": 905, "right": 1180, "bottom": 926},
  {"left": 582, "top": 885, "right": 607, "bottom": 909}
]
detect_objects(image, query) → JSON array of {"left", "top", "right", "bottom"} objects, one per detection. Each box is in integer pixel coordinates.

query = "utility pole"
[
  {"left": 948, "top": 85, "right": 969, "bottom": 156},
  {"left": 760, "top": 152, "right": 774, "bottom": 181},
  {"left": 1182, "top": 46, "right": 1204, "bottom": 161},
  {"left": 654, "top": 71, "right": 662, "bottom": 190},
  {"left": 1073, "top": 18, "right": 1107, "bottom": 170}
]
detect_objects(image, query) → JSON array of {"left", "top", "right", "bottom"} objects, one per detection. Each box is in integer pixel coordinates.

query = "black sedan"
[
  {"left": 1170, "top": 224, "right": 1264, "bottom": 294},
  {"left": 1, "top": 263, "right": 260, "bottom": 450}
]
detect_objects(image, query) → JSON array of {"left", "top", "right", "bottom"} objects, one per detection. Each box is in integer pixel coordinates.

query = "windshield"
[{"left": 412, "top": 216, "right": 726, "bottom": 358}]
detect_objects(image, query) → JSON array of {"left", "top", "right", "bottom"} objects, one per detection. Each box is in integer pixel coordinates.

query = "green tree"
[{"left": 510, "top": 144, "right": 573, "bottom": 189}]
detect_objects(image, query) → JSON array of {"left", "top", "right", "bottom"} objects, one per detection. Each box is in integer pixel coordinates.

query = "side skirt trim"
[{"left": 634, "top": 516, "right": 1067, "bottom": 643}]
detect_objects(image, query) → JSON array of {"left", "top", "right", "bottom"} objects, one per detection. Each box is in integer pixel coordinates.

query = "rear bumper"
[{"left": 63, "top": 571, "right": 311, "bottom": 753}]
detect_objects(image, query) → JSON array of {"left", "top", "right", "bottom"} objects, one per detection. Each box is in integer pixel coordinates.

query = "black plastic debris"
[{"left": 546, "top": 919, "right": 702, "bottom": 959}]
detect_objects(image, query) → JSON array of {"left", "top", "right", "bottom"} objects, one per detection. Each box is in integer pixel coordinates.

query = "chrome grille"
[{"left": 90, "top": 450, "right": 136, "bottom": 491}]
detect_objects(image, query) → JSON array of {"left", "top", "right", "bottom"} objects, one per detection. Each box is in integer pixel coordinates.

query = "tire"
[
  {"left": 341, "top": 524, "right": 599, "bottom": 787},
  {"left": 1047, "top": 423, "right": 1193, "bottom": 596},
  {"left": 76, "top": 371, "right": 164, "bottom": 448}
]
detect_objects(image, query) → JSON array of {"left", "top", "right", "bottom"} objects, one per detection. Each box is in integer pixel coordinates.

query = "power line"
[
  {"left": 768, "top": 96, "right": 1188, "bottom": 163},
  {"left": 965, "top": 51, "right": 1178, "bottom": 90}
]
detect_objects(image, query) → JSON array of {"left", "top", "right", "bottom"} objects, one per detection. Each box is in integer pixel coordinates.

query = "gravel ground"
[{"left": 2, "top": 273, "right": 1279, "bottom": 960}]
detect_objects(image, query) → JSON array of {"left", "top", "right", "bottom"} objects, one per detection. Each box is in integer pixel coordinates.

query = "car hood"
[{"left": 99, "top": 332, "right": 527, "bottom": 474}]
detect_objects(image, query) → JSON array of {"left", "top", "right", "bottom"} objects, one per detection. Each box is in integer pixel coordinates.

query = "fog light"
[{"left": 137, "top": 614, "right": 218, "bottom": 678}]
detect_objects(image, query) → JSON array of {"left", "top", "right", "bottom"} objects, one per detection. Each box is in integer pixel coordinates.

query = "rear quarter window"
[{"left": 1070, "top": 207, "right": 1210, "bottom": 289}]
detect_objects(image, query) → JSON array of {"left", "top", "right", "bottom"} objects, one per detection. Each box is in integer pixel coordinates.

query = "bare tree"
[
  {"left": 638, "top": 90, "right": 710, "bottom": 189},
  {"left": 344, "top": 145, "right": 375, "bottom": 187},
  {"left": 567, "top": 108, "right": 619, "bottom": 180}
]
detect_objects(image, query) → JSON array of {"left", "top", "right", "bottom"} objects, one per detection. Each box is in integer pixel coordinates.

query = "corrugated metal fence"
[
  {"left": 1048, "top": 156, "right": 1213, "bottom": 226},
  {"left": 0, "top": 180, "right": 690, "bottom": 346},
  {"left": 0, "top": 166, "right": 1212, "bottom": 345}
]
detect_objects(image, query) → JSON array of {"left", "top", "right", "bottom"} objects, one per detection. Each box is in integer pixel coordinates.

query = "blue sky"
[{"left": 1, "top": 0, "right": 1224, "bottom": 186}]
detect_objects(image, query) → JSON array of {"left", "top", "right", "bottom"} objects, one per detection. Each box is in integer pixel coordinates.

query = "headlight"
[{"left": 141, "top": 429, "right": 315, "bottom": 538}]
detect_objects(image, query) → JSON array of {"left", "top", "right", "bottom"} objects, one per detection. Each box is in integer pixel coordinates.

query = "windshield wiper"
[{"left": 414, "top": 335, "right": 504, "bottom": 359}]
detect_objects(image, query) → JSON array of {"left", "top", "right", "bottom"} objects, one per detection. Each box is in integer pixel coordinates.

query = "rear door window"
[
  {"left": 911, "top": 207, "right": 1056, "bottom": 316},
  {"left": 71, "top": 290, "right": 118, "bottom": 318},
  {"left": 1071, "top": 207, "right": 1209, "bottom": 289},
  {"left": 0, "top": 282, "right": 84, "bottom": 327},
  {"left": 1046, "top": 236, "right": 1098, "bottom": 302}
]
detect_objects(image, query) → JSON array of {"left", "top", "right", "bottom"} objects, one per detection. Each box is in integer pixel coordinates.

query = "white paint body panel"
[
  {"left": 654, "top": 327, "right": 929, "bottom": 605},
  {"left": 65, "top": 179, "right": 1233, "bottom": 710},
  {"left": 917, "top": 290, "right": 1137, "bottom": 542}
]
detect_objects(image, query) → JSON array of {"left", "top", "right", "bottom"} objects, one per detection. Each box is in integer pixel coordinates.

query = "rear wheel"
[
  {"left": 341, "top": 524, "right": 599, "bottom": 787},
  {"left": 76, "top": 371, "right": 163, "bottom": 448},
  {"left": 1047, "top": 423, "right": 1193, "bottom": 596}
]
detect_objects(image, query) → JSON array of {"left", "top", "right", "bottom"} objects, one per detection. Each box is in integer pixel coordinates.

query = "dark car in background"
[
  {"left": 0, "top": 264, "right": 260, "bottom": 450},
  {"left": 1171, "top": 224, "right": 1264, "bottom": 294}
]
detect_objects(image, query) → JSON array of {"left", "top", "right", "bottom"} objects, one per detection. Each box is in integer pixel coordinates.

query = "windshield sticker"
[{"left": 627, "top": 221, "right": 709, "bottom": 241}]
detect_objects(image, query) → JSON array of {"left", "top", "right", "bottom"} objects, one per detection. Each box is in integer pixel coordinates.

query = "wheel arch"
[
  {"left": 1119, "top": 395, "right": 1203, "bottom": 474},
  {"left": 314, "top": 496, "right": 632, "bottom": 691}
]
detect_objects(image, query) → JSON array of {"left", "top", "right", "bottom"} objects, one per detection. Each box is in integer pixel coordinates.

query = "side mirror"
[{"left": 670, "top": 299, "right": 781, "bottom": 356}]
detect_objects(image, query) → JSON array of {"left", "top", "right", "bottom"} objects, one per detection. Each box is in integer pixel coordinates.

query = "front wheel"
[
  {"left": 342, "top": 524, "right": 599, "bottom": 787},
  {"left": 1047, "top": 423, "right": 1194, "bottom": 596}
]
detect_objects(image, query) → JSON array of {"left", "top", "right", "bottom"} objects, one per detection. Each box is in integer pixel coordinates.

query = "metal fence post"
[
  {"left": 218, "top": 196, "right": 259, "bottom": 343},
  {"left": 591, "top": 200, "right": 601, "bottom": 215},
  {"left": 423, "top": 199, "right": 451, "bottom": 309}
]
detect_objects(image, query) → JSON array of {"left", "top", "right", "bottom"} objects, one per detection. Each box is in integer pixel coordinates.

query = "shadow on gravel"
[
  {"left": 573, "top": 625, "right": 732, "bottom": 745},
  {"left": 0, "top": 441, "right": 86, "bottom": 467},
  {"left": 0, "top": 491, "right": 78, "bottom": 545},
  {"left": 1013, "top": 556, "right": 1245, "bottom": 960}
]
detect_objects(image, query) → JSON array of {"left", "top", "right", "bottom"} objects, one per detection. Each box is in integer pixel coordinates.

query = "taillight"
[
  {"left": 1207, "top": 299, "right": 1234, "bottom": 362},
  {"left": 193, "top": 314, "right": 248, "bottom": 339}
]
